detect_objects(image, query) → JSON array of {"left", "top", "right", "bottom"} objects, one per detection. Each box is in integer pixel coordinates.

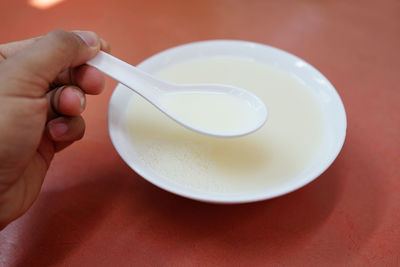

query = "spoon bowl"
[{"left": 87, "top": 51, "right": 267, "bottom": 137}]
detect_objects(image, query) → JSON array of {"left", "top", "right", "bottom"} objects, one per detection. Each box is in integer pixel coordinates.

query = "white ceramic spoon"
[{"left": 87, "top": 51, "right": 267, "bottom": 137}]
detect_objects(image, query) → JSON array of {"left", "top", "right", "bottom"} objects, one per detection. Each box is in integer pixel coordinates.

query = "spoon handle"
[{"left": 87, "top": 51, "right": 162, "bottom": 103}]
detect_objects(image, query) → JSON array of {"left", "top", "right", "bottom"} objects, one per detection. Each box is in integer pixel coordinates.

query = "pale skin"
[{"left": 0, "top": 30, "right": 110, "bottom": 229}]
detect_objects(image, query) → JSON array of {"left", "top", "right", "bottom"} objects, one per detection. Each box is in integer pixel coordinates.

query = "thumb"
[{"left": 0, "top": 30, "right": 101, "bottom": 98}]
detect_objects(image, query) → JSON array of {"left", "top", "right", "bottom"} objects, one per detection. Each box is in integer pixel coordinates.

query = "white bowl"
[{"left": 108, "top": 40, "right": 347, "bottom": 204}]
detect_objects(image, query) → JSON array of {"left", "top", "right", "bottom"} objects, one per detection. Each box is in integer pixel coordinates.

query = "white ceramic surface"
[{"left": 108, "top": 40, "right": 347, "bottom": 204}]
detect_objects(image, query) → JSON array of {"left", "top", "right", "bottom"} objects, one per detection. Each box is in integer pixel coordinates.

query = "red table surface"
[{"left": 0, "top": 0, "right": 399, "bottom": 266}]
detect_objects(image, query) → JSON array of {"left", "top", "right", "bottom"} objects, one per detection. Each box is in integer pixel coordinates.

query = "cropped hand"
[{"left": 0, "top": 30, "right": 110, "bottom": 229}]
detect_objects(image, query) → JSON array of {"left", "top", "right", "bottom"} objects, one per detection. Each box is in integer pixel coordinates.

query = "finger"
[
  {"left": 0, "top": 30, "right": 101, "bottom": 98},
  {"left": 51, "top": 65, "right": 105, "bottom": 95},
  {"left": 47, "top": 116, "right": 85, "bottom": 143},
  {"left": 50, "top": 36, "right": 110, "bottom": 92},
  {"left": 47, "top": 86, "right": 86, "bottom": 120},
  {"left": 0, "top": 34, "right": 109, "bottom": 93},
  {"left": 0, "top": 36, "right": 41, "bottom": 61},
  {"left": 100, "top": 38, "right": 111, "bottom": 53},
  {"left": 0, "top": 35, "right": 110, "bottom": 59},
  {"left": 54, "top": 141, "right": 74, "bottom": 153},
  {"left": 74, "top": 65, "right": 105, "bottom": 94}
]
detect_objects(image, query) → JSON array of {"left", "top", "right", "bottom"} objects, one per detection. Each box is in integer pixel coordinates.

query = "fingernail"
[
  {"left": 49, "top": 122, "right": 68, "bottom": 138},
  {"left": 73, "top": 31, "right": 97, "bottom": 47},
  {"left": 72, "top": 88, "right": 85, "bottom": 112}
]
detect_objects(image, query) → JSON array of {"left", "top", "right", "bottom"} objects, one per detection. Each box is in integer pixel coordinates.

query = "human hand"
[{"left": 0, "top": 30, "right": 110, "bottom": 229}]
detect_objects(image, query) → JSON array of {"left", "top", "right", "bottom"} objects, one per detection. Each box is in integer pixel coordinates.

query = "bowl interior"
[{"left": 108, "top": 40, "right": 347, "bottom": 203}]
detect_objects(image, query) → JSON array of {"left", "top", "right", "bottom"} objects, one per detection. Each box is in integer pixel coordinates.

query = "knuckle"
[
  {"left": 47, "top": 30, "right": 72, "bottom": 44},
  {"left": 46, "top": 30, "right": 80, "bottom": 55}
]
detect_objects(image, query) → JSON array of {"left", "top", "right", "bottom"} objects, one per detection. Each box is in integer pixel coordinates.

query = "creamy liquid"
[
  {"left": 160, "top": 91, "right": 261, "bottom": 135},
  {"left": 125, "top": 57, "right": 326, "bottom": 194}
]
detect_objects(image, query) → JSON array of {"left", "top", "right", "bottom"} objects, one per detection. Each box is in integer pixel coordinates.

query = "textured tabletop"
[{"left": 0, "top": 0, "right": 399, "bottom": 266}]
